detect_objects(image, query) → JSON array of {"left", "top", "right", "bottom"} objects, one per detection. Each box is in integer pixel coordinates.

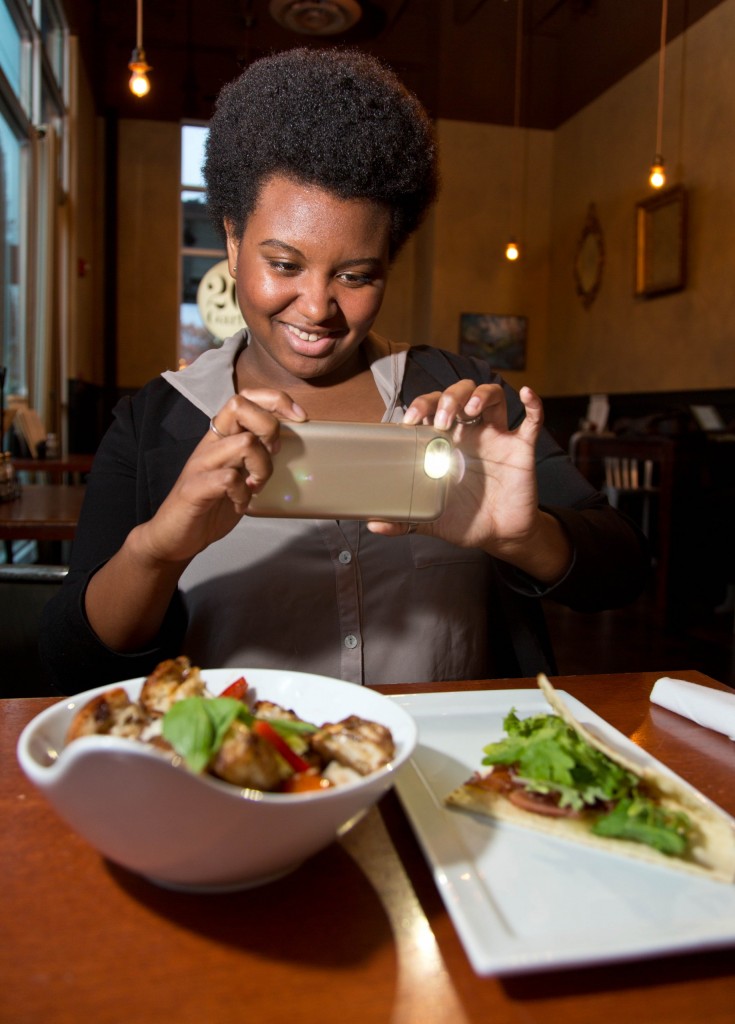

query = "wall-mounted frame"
[
  {"left": 634, "top": 185, "right": 687, "bottom": 298},
  {"left": 574, "top": 203, "right": 605, "bottom": 308},
  {"left": 459, "top": 314, "right": 527, "bottom": 370}
]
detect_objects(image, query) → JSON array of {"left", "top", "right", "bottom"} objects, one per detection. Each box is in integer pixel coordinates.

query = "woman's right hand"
[{"left": 132, "top": 389, "right": 307, "bottom": 566}]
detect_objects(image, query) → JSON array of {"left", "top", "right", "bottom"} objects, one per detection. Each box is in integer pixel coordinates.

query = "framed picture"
[
  {"left": 634, "top": 186, "right": 687, "bottom": 298},
  {"left": 459, "top": 314, "right": 527, "bottom": 371}
]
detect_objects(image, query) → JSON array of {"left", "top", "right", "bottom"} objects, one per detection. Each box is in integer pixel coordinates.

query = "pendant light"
[
  {"left": 128, "top": 0, "right": 152, "bottom": 98},
  {"left": 649, "top": 0, "right": 668, "bottom": 188}
]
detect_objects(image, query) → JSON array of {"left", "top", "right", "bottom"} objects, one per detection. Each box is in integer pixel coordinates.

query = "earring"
[{"left": 233, "top": 263, "right": 238, "bottom": 273}]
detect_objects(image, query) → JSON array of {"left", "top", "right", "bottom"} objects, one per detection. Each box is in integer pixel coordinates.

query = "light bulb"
[
  {"left": 505, "top": 238, "right": 520, "bottom": 261},
  {"left": 128, "top": 49, "right": 152, "bottom": 98},
  {"left": 129, "top": 68, "right": 150, "bottom": 97},
  {"left": 649, "top": 155, "right": 666, "bottom": 189}
]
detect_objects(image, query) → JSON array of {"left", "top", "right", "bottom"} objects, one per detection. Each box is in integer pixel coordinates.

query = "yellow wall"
[
  {"left": 115, "top": 120, "right": 180, "bottom": 388},
  {"left": 375, "top": 119, "right": 554, "bottom": 396},
  {"left": 382, "top": 0, "right": 735, "bottom": 397},
  {"left": 546, "top": 0, "right": 735, "bottom": 394},
  {"left": 425, "top": 120, "right": 553, "bottom": 394}
]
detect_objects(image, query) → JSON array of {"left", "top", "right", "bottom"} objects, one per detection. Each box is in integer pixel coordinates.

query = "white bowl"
[{"left": 17, "top": 668, "right": 417, "bottom": 892}]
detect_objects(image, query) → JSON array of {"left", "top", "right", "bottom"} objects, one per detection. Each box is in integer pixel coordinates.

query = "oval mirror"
[{"left": 574, "top": 204, "right": 605, "bottom": 308}]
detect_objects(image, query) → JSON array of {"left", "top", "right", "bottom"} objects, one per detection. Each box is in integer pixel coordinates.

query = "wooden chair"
[
  {"left": 570, "top": 432, "right": 702, "bottom": 627},
  {"left": 0, "top": 564, "right": 67, "bottom": 697}
]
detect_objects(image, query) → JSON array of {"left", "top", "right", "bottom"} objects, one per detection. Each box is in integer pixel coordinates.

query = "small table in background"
[
  {"left": 0, "top": 483, "right": 86, "bottom": 562},
  {"left": 12, "top": 453, "right": 94, "bottom": 485}
]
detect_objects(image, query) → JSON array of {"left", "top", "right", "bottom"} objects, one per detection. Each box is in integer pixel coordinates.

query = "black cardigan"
[{"left": 40, "top": 346, "right": 650, "bottom": 691}]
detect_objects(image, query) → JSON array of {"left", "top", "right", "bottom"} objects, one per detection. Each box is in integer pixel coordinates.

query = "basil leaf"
[
  {"left": 163, "top": 697, "right": 243, "bottom": 773},
  {"left": 208, "top": 697, "right": 250, "bottom": 749},
  {"left": 162, "top": 698, "right": 318, "bottom": 776},
  {"left": 266, "top": 718, "right": 317, "bottom": 737}
]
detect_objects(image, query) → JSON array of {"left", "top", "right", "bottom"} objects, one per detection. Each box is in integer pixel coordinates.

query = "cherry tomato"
[
  {"left": 280, "top": 769, "right": 332, "bottom": 794},
  {"left": 220, "top": 676, "right": 249, "bottom": 700}
]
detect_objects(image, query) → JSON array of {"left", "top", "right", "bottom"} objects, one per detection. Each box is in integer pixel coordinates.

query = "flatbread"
[{"left": 445, "top": 675, "right": 735, "bottom": 882}]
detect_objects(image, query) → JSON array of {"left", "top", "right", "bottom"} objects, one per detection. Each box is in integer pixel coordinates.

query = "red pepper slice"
[
  {"left": 220, "top": 676, "right": 249, "bottom": 700},
  {"left": 252, "top": 719, "right": 311, "bottom": 774}
]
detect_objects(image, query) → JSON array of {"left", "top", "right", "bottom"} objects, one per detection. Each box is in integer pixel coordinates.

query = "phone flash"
[{"left": 423, "top": 437, "right": 452, "bottom": 480}]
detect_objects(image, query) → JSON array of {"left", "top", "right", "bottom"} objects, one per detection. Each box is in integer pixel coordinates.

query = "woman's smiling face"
[{"left": 226, "top": 174, "right": 391, "bottom": 386}]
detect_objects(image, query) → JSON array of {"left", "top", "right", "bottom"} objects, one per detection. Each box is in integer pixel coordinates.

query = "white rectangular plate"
[{"left": 389, "top": 689, "right": 735, "bottom": 976}]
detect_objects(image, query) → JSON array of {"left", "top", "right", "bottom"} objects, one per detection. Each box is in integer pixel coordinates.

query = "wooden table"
[
  {"left": 0, "top": 484, "right": 85, "bottom": 541},
  {"left": 12, "top": 454, "right": 95, "bottom": 484},
  {"left": 3, "top": 671, "right": 734, "bottom": 1024}
]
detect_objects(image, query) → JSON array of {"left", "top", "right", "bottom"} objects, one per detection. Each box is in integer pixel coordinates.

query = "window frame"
[
  {"left": 178, "top": 121, "right": 231, "bottom": 367},
  {"left": 0, "top": 0, "right": 68, "bottom": 426}
]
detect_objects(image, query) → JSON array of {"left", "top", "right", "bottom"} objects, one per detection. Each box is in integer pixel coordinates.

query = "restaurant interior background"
[{"left": 2, "top": 0, "right": 734, "bottom": 687}]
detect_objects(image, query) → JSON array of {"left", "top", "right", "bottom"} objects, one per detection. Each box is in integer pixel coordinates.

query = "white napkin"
[{"left": 650, "top": 677, "right": 735, "bottom": 740}]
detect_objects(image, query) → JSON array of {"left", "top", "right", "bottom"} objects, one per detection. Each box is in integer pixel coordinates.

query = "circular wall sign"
[{"left": 196, "top": 259, "right": 246, "bottom": 341}]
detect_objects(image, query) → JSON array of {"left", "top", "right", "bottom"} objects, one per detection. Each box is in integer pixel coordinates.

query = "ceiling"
[{"left": 61, "top": 0, "right": 727, "bottom": 129}]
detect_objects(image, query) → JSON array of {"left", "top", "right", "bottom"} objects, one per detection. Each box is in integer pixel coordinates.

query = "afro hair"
[{"left": 203, "top": 47, "right": 438, "bottom": 260}]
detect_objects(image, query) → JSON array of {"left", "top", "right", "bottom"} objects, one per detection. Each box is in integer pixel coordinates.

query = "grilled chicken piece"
[
  {"left": 253, "top": 699, "right": 304, "bottom": 724},
  {"left": 322, "top": 761, "right": 362, "bottom": 787},
  {"left": 310, "top": 716, "right": 395, "bottom": 776},
  {"left": 138, "top": 656, "right": 208, "bottom": 716},
  {"left": 210, "top": 720, "right": 287, "bottom": 790},
  {"left": 66, "top": 688, "right": 148, "bottom": 743}
]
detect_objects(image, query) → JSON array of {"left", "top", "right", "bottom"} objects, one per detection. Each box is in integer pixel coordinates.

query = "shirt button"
[
  {"left": 344, "top": 634, "right": 358, "bottom": 649},
  {"left": 338, "top": 550, "right": 352, "bottom": 564}
]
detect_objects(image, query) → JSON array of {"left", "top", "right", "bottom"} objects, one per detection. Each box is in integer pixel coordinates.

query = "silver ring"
[
  {"left": 456, "top": 414, "right": 482, "bottom": 426},
  {"left": 209, "top": 416, "right": 228, "bottom": 439}
]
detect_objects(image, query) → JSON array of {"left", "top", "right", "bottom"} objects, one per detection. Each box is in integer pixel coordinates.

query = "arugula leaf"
[
  {"left": 479, "top": 709, "right": 694, "bottom": 857},
  {"left": 591, "top": 797, "right": 692, "bottom": 856},
  {"left": 482, "top": 711, "right": 640, "bottom": 812}
]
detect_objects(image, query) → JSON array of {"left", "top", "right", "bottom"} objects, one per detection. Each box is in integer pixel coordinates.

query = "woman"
[{"left": 41, "top": 48, "right": 649, "bottom": 692}]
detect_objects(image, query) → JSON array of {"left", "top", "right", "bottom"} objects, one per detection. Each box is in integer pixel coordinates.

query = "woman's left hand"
[{"left": 367, "top": 380, "right": 572, "bottom": 582}]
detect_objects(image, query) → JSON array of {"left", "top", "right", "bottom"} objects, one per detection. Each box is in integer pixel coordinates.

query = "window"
[
  {"left": 0, "top": 1, "right": 24, "bottom": 103},
  {"left": 0, "top": 112, "right": 23, "bottom": 396},
  {"left": 0, "top": 0, "right": 67, "bottom": 429},
  {"left": 178, "top": 123, "right": 245, "bottom": 367}
]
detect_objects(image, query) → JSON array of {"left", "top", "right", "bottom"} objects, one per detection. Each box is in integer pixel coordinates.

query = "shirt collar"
[{"left": 161, "top": 329, "right": 409, "bottom": 420}]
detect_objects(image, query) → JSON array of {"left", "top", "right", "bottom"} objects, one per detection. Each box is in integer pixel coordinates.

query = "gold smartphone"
[{"left": 246, "top": 421, "right": 454, "bottom": 522}]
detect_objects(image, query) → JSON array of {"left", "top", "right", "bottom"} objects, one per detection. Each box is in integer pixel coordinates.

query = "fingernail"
[
  {"left": 434, "top": 409, "right": 451, "bottom": 430},
  {"left": 291, "top": 402, "right": 307, "bottom": 419},
  {"left": 402, "top": 407, "right": 420, "bottom": 425},
  {"left": 465, "top": 397, "right": 481, "bottom": 413}
]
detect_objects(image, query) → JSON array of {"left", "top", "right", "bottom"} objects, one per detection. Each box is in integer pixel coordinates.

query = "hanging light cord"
[
  {"left": 655, "top": 0, "right": 669, "bottom": 158},
  {"left": 136, "top": 0, "right": 144, "bottom": 53},
  {"left": 513, "top": 0, "right": 523, "bottom": 132},
  {"left": 511, "top": 0, "right": 525, "bottom": 253}
]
